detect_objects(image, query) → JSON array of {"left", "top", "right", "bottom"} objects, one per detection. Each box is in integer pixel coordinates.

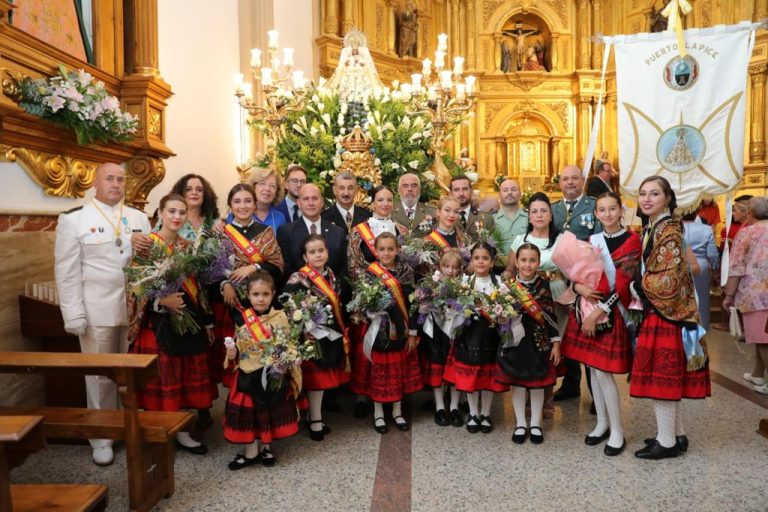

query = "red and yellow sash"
[
  {"left": 513, "top": 279, "right": 546, "bottom": 326},
  {"left": 367, "top": 262, "right": 409, "bottom": 330},
  {"left": 241, "top": 307, "right": 272, "bottom": 343},
  {"left": 149, "top": 233, "right": 200, "bottom": 304},
  {"left": 355, "top": 222, "right": 378, "bottom": 258},
  {"left": 425, "top": 230, "right": 451, "bottom": 251},
  {"left": 299, "top": 266, "right": 350, "bottom": 370},
  {"left": 224, "top": 223, "right": 264, "bottom": 265}
]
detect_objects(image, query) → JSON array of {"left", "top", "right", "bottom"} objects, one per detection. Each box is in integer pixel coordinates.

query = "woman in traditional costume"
[
  {"left": 561, "top": 192, "right": 640, "bottom": 456},
  {"left": 128, "top": 193, "right": 214, "bottom": 455},
  {"left": 283, "top": 235, "right": 351, "bottom": 441},
  {"left": 631, "top": 176, "right": 710, "bottom": 460}
]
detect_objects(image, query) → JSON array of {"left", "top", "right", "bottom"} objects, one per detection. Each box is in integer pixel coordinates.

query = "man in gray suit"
[
  {"left": 391, "top": 173, "right": 435, "bottom": 237},
  {"left": 551, "top": 164, "right": 603, "bottom": 402},
  {"left": 450, "top": 174, "right": 495, "bottom": 241}
]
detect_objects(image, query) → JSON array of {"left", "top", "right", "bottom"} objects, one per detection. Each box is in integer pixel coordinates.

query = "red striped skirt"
[
  {"left": 130, "top": 327, "right": 214, "bottom": 412},
  {"left": 420, "top": 354, "right": 447, "bottom": 388},
  {"left": 630, "top": 311, "right": 711, "bottom": 401},
  {"left": 443, "top": 347, "right": 508, "bottom": 393},
  {"left": 349, "top": 325, "right": 422, "bottom": 402},
  {"left": 562, "top": 308, "right": 632, "bottom": 374},
  {"left": 222, "top": 371, "right": 299, "bottom": 445},
  {"left": 302, "top": 359, "right": 351, "bottom": 391},
  {"left": 496, "top": 359, "right": 558, "bottom": 389}
]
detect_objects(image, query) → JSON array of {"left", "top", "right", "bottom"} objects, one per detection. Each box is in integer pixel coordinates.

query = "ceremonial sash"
[
  {"left": 513, "top": 279, "right": 546, "bottom": 326},
  {"left": 367, "top": 262, "right": 409, "bottom": 330},
  {"left": 241, "top": 307, "right": 272, "bottom": 343},
  {"left": 224, "top": 223, "right": 264, "bottom": 265},
  {"left": 355, "top": 222, "right": 378, "bottom": 258},
  {"left": 300, "top": 265, "right": 350, "bottom": 370},
  {"left": 426, "top": 230, "right": 451, "bottom": 251},
  {"left": 149, "top": 233, "right": 200, "bottom": 304}
]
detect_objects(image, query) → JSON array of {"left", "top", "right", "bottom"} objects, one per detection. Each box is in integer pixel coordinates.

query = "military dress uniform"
[{"left": 54, "top": 198, "right": 151, "bottom": 450}]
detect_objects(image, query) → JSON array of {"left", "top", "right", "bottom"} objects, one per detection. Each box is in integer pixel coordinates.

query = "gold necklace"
[{"left": 92, "top": 199, "right": 124, "bottom": 246}]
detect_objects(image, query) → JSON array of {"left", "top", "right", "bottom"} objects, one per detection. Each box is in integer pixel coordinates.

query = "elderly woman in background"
[
  {"left": 682, "top": 209, "right": 719, "bottom": 330},
  {"left": 723, "top": 197, "right": 768, "bottom": 395},
  {"left": 243, "top": 167, "right": 287, "bottom": 231}
]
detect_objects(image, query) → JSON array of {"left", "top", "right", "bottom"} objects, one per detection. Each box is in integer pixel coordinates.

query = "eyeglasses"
[{"left": 287, "top": 179, "right": 307, "bottom": 186}]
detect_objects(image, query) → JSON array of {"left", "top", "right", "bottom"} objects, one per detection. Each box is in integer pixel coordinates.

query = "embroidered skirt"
[
  {"left": 210, "top": 300, "right": 236, "bottom": 390},
  {"left": 562, "top": 308, "right": 632, "bottom": 374},
  {"left": 223, "top": 371, "right": 299, "bottom": 444},
  {"left": 349, "top": 324, "right": 422, "bottom": 402},
  {"left": 418, "top": 327, "right": 452, "bottom": 388},
  {"left": 630, "top": 311, "right": 711, "bottom": 401},
  {"left": 301, "top": 358, "right": 351, "bottom": 391},
  {"left": 443, "top": 347, "right": 508, "bottom": 393},
  {"left": 130, "top": 326, "right": 213, "bottom": 412}
]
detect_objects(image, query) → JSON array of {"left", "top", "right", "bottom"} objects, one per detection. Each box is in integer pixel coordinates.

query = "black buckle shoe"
[
  {"left": 643, "top": 435, "right": 688, "bottom": 453},
  {"left": 227, "top": 452, "right": 261, "bottom": 470},
  {"left": 479, "top": 415, "right": 493, "bottom": 434},
  {"left": 309, "top": 420, "right": 325, "bottom": 442},
  {"left": 260, "top": 447, "right": 276, "bottom": 467},
  {"left": 434, "top": 409, "right": 450, "bottom": 427},
  {"left": 512, "top": 427, "right": 527, "bottom": 444},
  {"left": 450, "top": 409, "right": 463, "bottom": 427},
  {"left": 393, "top": 415, "right": 410, "bottom": 431},
  {"left": 604, "top": 439, "right": 626, "bottom": 456},
  {"left": 175, "top": 440, "right": 208, "bottom": 455},
  {"left": 634, "top": 440, "right": 680, "bottom": 460},
  {"left": 585, "top": 429, "right": 610, "bottom": 446},
  {"left": 466, "top": 415, "right": 481, "bottom": 434},
  {"left": 529, "top": 426, "right": 544, "bottom": 444},
  {"left": 374, "top": 417, "right": 388, "bottom": 434}
]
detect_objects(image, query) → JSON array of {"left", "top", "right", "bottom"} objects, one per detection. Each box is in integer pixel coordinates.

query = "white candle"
[
  {"left": 434, "top": 51, "right": 445, "bottom": 70},
  {"left": 243, "top": 82, "right": 252, "bottom": 100},
  {"left": 250, "top": 48, "right": 262, "bottom": 68},
  {"left": 465, "top": 75, "right": 476, "bottom": 95},
  {"left": 422, "top": 58, "right": 432, "bottom": 76},
  {"left": 401, "top": 83, "right": 412, "bottom": 97},
  {"left": 427, "top": 86, "right": 437, "bottom": 101},
  {"left": 261, "top": 67, "right": 273, "bottom": 86},
  {"left": 440, "top": 70, "right": 452, "bottom": 89},
  {"left": 455, "top": 83, "right": 466, "bottom": 101},
  {"left": 292, "top": 70, "right": 305, "bottom": 89},
  {"left": 268, "top": 30, "right": 279, "bottom": 49},
  {"left": 411, "top": 73, "right": 422, "bottom": 89},
  {"left": 437, "top": 33, "right": 448, "bottom": 52},
  {"left": 271, "top": 57, "right": 281, "bottom": 70},
  {"left": 283, "top": 47, "right": 294, "bottom": 67},
  {"left": 453, "top": 56, "right": 464, "bottom": 75},
  {"left": 233, "top": 73, "right": 244, "bottom": 92}
]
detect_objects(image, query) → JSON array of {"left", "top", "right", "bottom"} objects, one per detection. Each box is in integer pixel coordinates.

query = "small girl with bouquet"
[{"left": 223, "top": 271, "right": 300, "bottom": 469}]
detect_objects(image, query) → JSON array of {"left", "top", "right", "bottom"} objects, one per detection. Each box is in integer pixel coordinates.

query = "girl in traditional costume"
[
  {"left": 212, "top": 184, "right": 284, "bottom": 386},
  {"left": 444, "top": 243, "right": 508, "bottom": 434},
  {"left": 561, "top": 192, "right": 640, "bottom": 456},
  {"left": 128, "top": 193, "right": 214, "bottom": 455},
  {"left": 631, "top": 176, "right": 710, "bottom": 460},
  {"left": 223, "top": 271, "right": 299, "bottom": 469},
  {"left": 349, "top": 232, "right": 422, "bottom": 433},
  {"left": 283, "top": 235, "right": 351, "bottom": 441},
  {"left": 496, "top": 243, "right": 561, "bottom": 444}
]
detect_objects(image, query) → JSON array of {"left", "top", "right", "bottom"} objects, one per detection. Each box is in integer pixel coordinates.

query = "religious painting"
[{"left": 12, "top": 0, "right": 91, "bottom": 63}]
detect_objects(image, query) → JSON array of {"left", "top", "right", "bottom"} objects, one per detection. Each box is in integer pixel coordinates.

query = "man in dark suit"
[
  {"left": 321, "top": 171, "right": 371, "bottom": 233},
  {"left": 277, "top": 183, "right": 347, "bottom": 284},
  {"left": 450, "top": 174, "right": 495, "bottom": 241},
  {"left": 586, "top": 161, "right": 615, "bottom": 199},
  {"left": 551, "top": 164, "right": 603, "bottom": 403},
  {"left": 276, "top": 165, "right": 308, "bottom": 223},
  {"left": 391, "top": 173, "right": 435, "bottom": 236}
]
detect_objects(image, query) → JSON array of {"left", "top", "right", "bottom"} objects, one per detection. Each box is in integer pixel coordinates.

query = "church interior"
[{"left": 1, "top": 1, "right": 767, "bottom": 510}]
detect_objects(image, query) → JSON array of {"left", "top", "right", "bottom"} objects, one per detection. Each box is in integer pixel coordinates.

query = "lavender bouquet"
[{"left": 279, "top": 289, "right": 338, "bottom": 358}]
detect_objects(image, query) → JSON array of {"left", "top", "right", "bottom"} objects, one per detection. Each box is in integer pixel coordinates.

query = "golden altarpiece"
[
  {"left": 0, "top": 0, "right": 173, "bottom": 208},
  {"left": 316, "top": 0, "right": 768, "bottom": 198}
]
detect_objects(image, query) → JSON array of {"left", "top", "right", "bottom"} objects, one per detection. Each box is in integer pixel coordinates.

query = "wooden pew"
[
  {"left": 1, "top": 415, "right": 108, "bottom": 511},
  {"left": 0, "top": 352, "right": 194, "bottom": 512}
]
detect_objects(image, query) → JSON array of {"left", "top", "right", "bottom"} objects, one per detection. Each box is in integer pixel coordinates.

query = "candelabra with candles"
[
  {"left": 394, "top": 33, "right": 476, "bottom": 192},
  {"left": 233, "top": 30, "right": 309, "bottom": 179}
]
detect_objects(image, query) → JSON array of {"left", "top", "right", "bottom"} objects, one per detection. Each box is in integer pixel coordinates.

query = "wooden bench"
[
  {"left": 1, "top": 415, "right": 108, "bottom": 511},
  {"left": 0, "top": 352, "right": 194, "bottom": 512}
]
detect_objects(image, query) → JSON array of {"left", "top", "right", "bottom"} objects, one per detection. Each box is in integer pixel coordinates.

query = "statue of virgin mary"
[{"left": 327, "top": 30, "right": 383, "bottom": 103}]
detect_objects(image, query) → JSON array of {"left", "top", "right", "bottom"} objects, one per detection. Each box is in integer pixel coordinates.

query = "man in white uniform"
[{"left": 54, "top": 162, "right": 151, "bottom": 465}]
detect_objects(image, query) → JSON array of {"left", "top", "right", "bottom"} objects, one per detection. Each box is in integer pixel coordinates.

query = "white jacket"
[{"left": 54, "top": 199, "right": 151, "bottom": 327}]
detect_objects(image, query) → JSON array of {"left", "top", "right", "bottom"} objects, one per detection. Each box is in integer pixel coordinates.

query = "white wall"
[
  {"left": 273, "top": 0, "right": 318, "bottom": 80},
  {"left": 0, "top": 161, "right": 90, "bottom": 213},
  {"left": 154, "top": 0, "right": 243, "bottom": 215}
]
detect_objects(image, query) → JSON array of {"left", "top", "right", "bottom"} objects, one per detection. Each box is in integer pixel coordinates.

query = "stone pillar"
[
  {"left": 125, "top": 0, "right": 159, "bottom": 76},
  {"left": 342, "top": 0, "right": 354, "bottom": 36},
  {"left": 578, "top": 97, "right": 592, "bottom": 164},
  {"left": 387, "top": 0, "right": 397, "bottom": 54},
  {"left": 578, "top": 0, "right": 591, "bottom": 70},
  {"left": 467, "top": 0, "right": 477, "bottom": 69},
  {"left": 749, "top": 64, "right": 767, "bottom": 164},
  {"left": 494, "top": 33, "right": 503, "bottom": 72},
  {"left": 591, "top": 0, "right": 603, "bottom": 70},
  {"left": 325, "top": 0, "right": 339, "bottom": 36},
  {"left": 495, "top": 137, "right": 507, "bottom": 176},
  {"left": 550, "top": 33, "right": 560, "bottom": 72},
  {"left": 550, "top": 136, "right": 561, "bottom": 179}
]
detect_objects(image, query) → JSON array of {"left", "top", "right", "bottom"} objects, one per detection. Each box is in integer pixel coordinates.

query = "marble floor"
[{"left": 10, "top": 329, "right": 768, "bottom": 511}]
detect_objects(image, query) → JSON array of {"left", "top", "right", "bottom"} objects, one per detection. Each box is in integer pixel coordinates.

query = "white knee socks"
[
  {"left": 674, "top": 401, "right": 685, "bottom": 437},
  {"left": 449, "top": 386, "right": 460, "bottom": 411},
  {"left": 244, "top": 440, "right": 259, "bottom": 459},
  {"left": 480, "top": 390, "right": 494, "bottom": 417},
  {"left": 511, "top": 387, "right": 527, "bottom": 428},
  {"left": 308, "top": 390, "right": 324, "bottom": 431},
  {"left": 467, "top": 391, "right": 480, "bottom": 418},
  {"left": 653, "top": 400, "right": 677, "bottom": 448},
  {"left": 530, "top": 388, "right": 544, "bottom": 428},
  {"left": 392, "top": 401, "right": 403, "bottom": 419},
  {"left": 594, "top": 369, "right": 624, "bottom": 447},
  {"left": 176, "top": 431, "right": 201, "bottom": 448},
  {"left": 588, "top": 367, "right": 609, "bottom": 438},
  {"left": 434, "top": 385, "right": 446, "bottom": 411},
  {"left": 373, "top": 401, "right": 385, "bottom": 420}
]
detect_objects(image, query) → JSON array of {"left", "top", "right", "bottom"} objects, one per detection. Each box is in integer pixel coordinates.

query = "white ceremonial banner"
[{"left": 612, "top": 23, "right": 754, "bottom": 210}]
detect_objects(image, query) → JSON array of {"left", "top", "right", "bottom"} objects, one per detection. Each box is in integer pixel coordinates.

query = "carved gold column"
[
  {"left": 578, "top": 0, "right": 591, "bottom": 70},
  {"left": 451, "top": 0, "right": 460, "bottom": 59},
  {"left": 494, "top": 33, "right": 503, "bottom": 72},
  {"left": 749, "top": 64, "right": 767, "bottom": 164},
  {"left": 342, "top": 0, "right": 354, "bottom": 35},
  {"left": 550, "top": 136, "right": 561, "bottom": 179},
  {"left": 125, "top": 0, "right": 159, "bottom": 76},
  {"left": 550, "top": 33, "right": 560, "bottom": 72},
  {"left": 757, "top": 0, "right": 768, "bottom": 19},
  {"left": 592, "top": 0, "right": 602, "bottom": 70},
  {"left": 467, "top": 0, "right": 477, "bottom": 69},
  {"left": 495, "top": 137, "right": 507, "bottom": 176},
  {"left": 387, "top": 0, "right": 397, "bottom": 54},
  {"left": 325, "top": 0, "right": 340, "bottom": 36},
  {"left": 578, "top": 97, "right": 592, "bottom": 164},
  {"left": 459, "top": 0, "right": 467, "bottom": 57}
]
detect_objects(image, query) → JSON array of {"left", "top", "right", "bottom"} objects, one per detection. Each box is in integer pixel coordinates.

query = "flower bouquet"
[
  {"left": 279, "top": 289, "right": 341, "bottom": 357},
  {"left": 486, "top": 280, "right": 525, "bottom": 346},
  {"left": 400, "top": 237, "right": 440, "bottom": 270},
  {"left": 410, "top": 270, "right": 471, "bottom": 339},
  {"left": 347, "top": 273, "right": 397, "bottom": 360},
  {"left": 16, "top": 65, "right": 138, "bottom": 145}
]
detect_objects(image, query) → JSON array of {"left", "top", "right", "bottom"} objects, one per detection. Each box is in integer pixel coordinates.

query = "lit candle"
[
  {"left": 243, "top": 82, "right": 253, "bottom": 100},
  {"left": 453, "top": 56, "right": 464, "bottom": 76},
  {"left": 250, "top": 48, "right": 262, "bottom": 68},
  {"left": 268, "top": 30, "right": 279, "bottom": 49},
  {"left": 401, "top": 82, "right": 412, "bottom": 97},
  {"left": 292, "top": 70, "right": 305, "bottom": 89},
  {"left": 455, "top": 83, "right": 466, "bottom": 101},
  {"left": 422, "top": 58, "right": 432, "bottom": 76},
  {"left": 440, "top": 70, "right": 452, "bottom": 89},
  {"left": 427, "top": 86, "right": 437, "bottom": 101},
  {"left": 434, "top": 51, "right": 445, "bottom": 70},
  {"left": 437, "top": 33, "right": 448, "bottom": 52},
  {"left": 465, "top": 75, "right": 476, "bottom": 95},
  {"left": 233, "top": 72, "right": 244, "bottom": 92},
  {"left": 411, "top": 73, "right": 422, "bottom": 89},
  {"left": 271, "top": 57, "right": 281, "bottom": 70},
  {"left": 261, "top": 67, "right": 273, "bottom": 86},
  {"left": 283, "top": 47, "right": 294, "bottom": 67}
]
